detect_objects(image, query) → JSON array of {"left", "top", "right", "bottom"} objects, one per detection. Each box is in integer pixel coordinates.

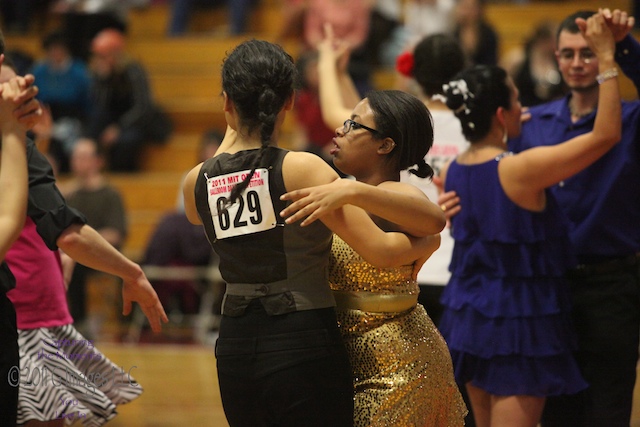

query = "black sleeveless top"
[{"left": 194, "top": 147, "right": 335, "bottom": 315}]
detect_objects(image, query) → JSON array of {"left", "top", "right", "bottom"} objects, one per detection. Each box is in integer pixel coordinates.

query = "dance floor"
[
  {"left": 100, "top": 343, "right": 228, "bottom": 427},
  {"left": 96, "top": 341, "right": 640, "bottom": 427}
]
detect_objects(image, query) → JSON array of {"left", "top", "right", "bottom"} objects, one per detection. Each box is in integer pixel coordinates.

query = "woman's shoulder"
[
  {"left": 282, "top": 151, "right": 339, "bottom": 190},
  {"left": 283, "top": 150, "right": 330, "bottom": 168}
]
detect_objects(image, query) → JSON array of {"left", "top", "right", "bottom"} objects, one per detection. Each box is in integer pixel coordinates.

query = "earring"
[{"left": 502, "top": 126, "right": 508, "bottom": 145}]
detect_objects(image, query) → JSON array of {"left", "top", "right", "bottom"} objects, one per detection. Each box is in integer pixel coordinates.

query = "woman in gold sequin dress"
[{"left": 281, "top": 32, "right": 467, "bottom": 425}]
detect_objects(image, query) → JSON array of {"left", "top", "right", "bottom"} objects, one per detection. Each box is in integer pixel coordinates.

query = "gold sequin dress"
[{"left": 329, "top": 236, "right": 467, "bottom": 427}]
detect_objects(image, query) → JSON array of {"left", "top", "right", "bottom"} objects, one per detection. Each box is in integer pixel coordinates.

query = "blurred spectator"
[
  {"left": 31, "top": 30, "right": 92, "bottom": 172},
  {"left": 361, "top": 0, "right": 405, "bottom": 68},
  {"left": 0, "top": 0, "right": 52, "bottom": 34},
  {"left": 403, "top": 0, "right": 456, "bottom": 48},
  {"left": 502, "top": 22, "right": 566, "bottom": 107},
  {"left": 167, "top": 0, "right": 256, "bottom": 36},
  {"left": 51, "top": 0, "right": 135, "bottom": 61},
  {"left": 279, "top": 0, "right": 371, "bottom": 49},
  {"left": 194, "top": 128, "right": 222, "bottom": 168},
  {"left": 144, "top": 129, "right": 222, "bottom": 317},
  {"left": 140, "top": 216, "right": 222, "bottom": 342},
  {"left": 142, "top": 214, "right": 216, "bottom": 315},
  {"left": 176, "top": 128, "right": 222, "bottom": 211},
  {"left": 86, "top": 28, "right": 172, "bottom": 171},
  {"left": 453, "top": 0, "right": 499, "bottom": 66},
  {"left": 3, "top": 49, "right": 34, "bottom": 76},
  {"left": 63, "top": 137, "right": 128, "bottom": 337},
  {"left": 278, "top": 0, "right": 374, "bottom": 95}
]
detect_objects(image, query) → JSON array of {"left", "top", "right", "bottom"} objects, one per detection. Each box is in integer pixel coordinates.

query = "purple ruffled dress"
[{"left": 439, "top": 154, "right": 588, "bottom": 396}]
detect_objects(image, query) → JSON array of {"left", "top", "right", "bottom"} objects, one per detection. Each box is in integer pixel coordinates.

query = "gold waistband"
[{"left": 332, "top": 290, "right": 418, "bottom": 313}]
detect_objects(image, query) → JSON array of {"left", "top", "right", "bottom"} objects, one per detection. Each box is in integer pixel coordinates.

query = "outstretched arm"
[
  {"left": 284, "top": 151, "right": 442, "bottom": 267},
  {"left": 56, "top": 223, "right": 169, "bottom": 332}
]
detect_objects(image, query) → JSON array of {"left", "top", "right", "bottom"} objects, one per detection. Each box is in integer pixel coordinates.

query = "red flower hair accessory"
[{"left": 395, "top": 51, "right": 415, "bottom": 77}]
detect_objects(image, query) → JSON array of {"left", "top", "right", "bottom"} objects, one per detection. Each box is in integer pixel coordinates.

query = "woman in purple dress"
[{"left": 438, "top": 12, "right": 621, "bottom": 427}]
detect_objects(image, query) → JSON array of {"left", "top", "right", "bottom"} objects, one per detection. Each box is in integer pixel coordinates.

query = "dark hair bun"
[{"left": 444, "top": 90, "right": 465, "bottom": 111}]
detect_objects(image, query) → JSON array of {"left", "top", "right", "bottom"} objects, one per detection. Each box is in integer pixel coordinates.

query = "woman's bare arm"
[
  {"left": 281, "top": 178, "right": 445, "bottom": 236},
  {"left": 283, "top": 151, "right": 440, "bottom": 267}
]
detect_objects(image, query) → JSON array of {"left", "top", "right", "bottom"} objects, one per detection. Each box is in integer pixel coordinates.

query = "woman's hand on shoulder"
[
  {"left": 282, "top": 150, "right": 340, "bottom": 191},
  {"left": 280, "top": 178, "right": 357, "bottom": 226}
]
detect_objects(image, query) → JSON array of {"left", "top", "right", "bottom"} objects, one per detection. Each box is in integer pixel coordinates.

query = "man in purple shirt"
[{"left": 508, "top": 9, "right": 640, "bottom": 427}]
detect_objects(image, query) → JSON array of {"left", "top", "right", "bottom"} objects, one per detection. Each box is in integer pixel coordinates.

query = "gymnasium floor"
[
  {"left": 100, "top": 343, "right": 228, "bottom": 427},
  {"left": 79, "top": 277, "right": 640, "bottom": 426},
  {"left": 96, "top": 340, "right": 640, "bottom": 427}
]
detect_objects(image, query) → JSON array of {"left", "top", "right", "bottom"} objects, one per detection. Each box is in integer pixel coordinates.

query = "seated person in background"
[
  {"left": 86, "top": 28, "right": 172, "bottom": 171},
  {"left": 142, "top": 211, "right": 217, "bottom": 316},
  {"left": 50, "top": 0, "right": 130, "bottom": 61},
  {"left": 63, "top": 137, "right": 128, "bottom": 338},
  {"left": 31, "top": 30, "right": 92, "bottom": 172},
  {"left": 167, "top": 0, "right": 256, "bottom": 36},
  {"left": 502, "top": 22, "right": 567, "bottom": 107},
  {"left": 453, "top": 0, "right": 499, "bottom": 66},
  {"left": 402, "top": 0, "right": 456, "bottom": 49},
  {"left": 145, "top": 129, "right": 223, "bottom": 316}
]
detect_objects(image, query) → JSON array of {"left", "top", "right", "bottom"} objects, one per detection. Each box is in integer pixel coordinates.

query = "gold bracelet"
[{"left": 596, "top": 67, "right": 619, "bottom": 84}]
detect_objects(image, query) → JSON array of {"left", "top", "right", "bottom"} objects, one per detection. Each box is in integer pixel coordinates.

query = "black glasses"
[
  {"left": 557, "top": 48, "right": 595, "bottom": 64},
  {"left": 342, "top": 119, "right": 383, "bottom": 137}
]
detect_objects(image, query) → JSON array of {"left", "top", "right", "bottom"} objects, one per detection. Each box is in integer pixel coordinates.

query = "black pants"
[
  {"left": 215, "top": 301, "right": 354, "bottom": 427},
  {"left": 0, "top": 293, "right": 19, "bottom": 427},
  {"left": 541, "top": 261, "right": 640, "bottom": 427}
]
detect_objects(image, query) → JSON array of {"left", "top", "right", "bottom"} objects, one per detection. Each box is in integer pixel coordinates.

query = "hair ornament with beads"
[
  {"left": 441, "top": 79, "right": 475, "bottom": 114},
  {"left": 395, "top": 51, "right": 415, "bottom": 77},
  {"left": 437, "top": 79, "right": 477, "bottom": 130}
]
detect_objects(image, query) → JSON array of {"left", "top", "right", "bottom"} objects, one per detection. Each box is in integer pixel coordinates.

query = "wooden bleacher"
[{"left": 3, "top": 0, "right": 637, "bottom": 261}]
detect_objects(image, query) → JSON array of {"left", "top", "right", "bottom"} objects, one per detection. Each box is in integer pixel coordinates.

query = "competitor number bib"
[{"left": 206, "top": 168, "right": 277, "bottom": 239}]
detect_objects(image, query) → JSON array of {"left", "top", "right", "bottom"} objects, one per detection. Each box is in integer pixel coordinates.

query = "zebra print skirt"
[{"left": 15, "top": 324, "right": 143, "bottom": 426}]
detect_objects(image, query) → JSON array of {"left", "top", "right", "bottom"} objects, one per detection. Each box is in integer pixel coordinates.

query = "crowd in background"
[
  {"left": 0, "top": 0, "right": 585, "bottom": 173},
  {"left": 0, "top": 2, "right": 639, "bottom": 427}
]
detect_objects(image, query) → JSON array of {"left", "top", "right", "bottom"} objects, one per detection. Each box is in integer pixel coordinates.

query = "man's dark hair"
[
  {"left": 0, "top": 29, "right": 5, "bottom": 55},
  {"left": 556, "top": 10, "right": 596, "bottom": 41},
  {"left": 42, "top": 30, "right": 71, "bottom": 51}
]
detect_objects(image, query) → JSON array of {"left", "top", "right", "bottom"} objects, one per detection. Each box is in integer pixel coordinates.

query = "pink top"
[{"left": 6, "top": 218, "right": 73, "bottom": 329}]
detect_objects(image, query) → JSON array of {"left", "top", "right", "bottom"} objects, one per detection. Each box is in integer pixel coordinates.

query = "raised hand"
[
  {"left": 0, "top": 73, "right": 42, "bottom": 130},
  {"left": 318, "top": 23, "right": 351, "bottom": 71},
  {"left": 576, "top": 10, "right": 616, "bottom": 61},
  {"left": 601, "top": 8, "right": 635, "bottom": 43}
]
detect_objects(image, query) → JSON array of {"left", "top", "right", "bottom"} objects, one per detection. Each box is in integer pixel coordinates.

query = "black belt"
[{"left": 569, "top": 253, "right": 640, "bottom": 277}]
